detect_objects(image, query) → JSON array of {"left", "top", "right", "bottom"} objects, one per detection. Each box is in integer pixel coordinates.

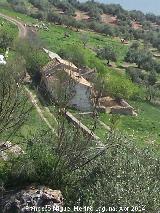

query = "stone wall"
[
  {"left": 98, "top": 97, "right": 137, "bottom": 116},
  {"left": 110, "top": 106, "right": 136, "bottom": 116},
  {"left": 69, "top": 84, "right": 92, "bottom": 111}
]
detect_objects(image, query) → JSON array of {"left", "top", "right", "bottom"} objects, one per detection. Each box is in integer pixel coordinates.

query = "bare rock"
[
  {"left": 0, "top": 141, "right": 24, "bottom": 161},
  {"left": 2, "top": 186, "right": 63, "bottom": 213}
]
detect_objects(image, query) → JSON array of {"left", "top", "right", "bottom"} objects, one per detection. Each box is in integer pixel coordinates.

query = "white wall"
[{"left": 70, "top": 83, "right": 92, "bottom": 111}]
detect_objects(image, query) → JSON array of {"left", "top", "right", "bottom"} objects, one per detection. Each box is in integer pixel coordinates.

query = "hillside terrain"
[{"left": 0, "top": 0, "right": 160, "bottom": 212}]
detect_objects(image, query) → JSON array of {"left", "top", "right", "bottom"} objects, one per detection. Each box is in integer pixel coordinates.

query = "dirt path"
[
  {"left": 0, "top": 13, "right": 27, "bottom": 38},
  {"left": 0, "top": 13, "right": 58, "bottom": 134},
  {"left": 24, "top": 87, "right": 57, "bottom": 135}
]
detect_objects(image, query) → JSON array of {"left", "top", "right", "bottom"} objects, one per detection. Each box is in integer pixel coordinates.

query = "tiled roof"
[{"left": 42, "top": 58, "right": 92, "bottom": 88}]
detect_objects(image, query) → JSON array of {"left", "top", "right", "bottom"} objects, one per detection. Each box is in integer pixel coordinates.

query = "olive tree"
[{"left": 97, "top": 46, "right": 117, "bottom": 65}]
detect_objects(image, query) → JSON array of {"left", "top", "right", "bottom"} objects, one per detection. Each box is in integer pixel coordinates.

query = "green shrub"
[
  {"left": 2, "top": 130, "right": 159, "bottom": 212},
  {"left": 104, "top": 74, "right": 140, "bottom": 99}
]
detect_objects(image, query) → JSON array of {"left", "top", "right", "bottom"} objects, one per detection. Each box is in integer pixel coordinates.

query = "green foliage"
[
  {"left": 80, "top": 33, "right": 89, "bottom": 48},
  {"left": 97, "top": 46, "right": 117, "bottom": 65},
  {"left": 119, "top": 100, "right": 160, "bottom": 145},
  {"left": 125, "top": 48, "right": 152, "bottom": 69},
  {"left": 103, "top": 74, "right": 140, "bottom": 99},
  {"left": 2, "top": 130, "right": 159, "bottom": 212},
  {"left": 0, "top": 161, "right": 11, "bottom": 186},
  {"left": 39, "top": 23, "right": 128, "bottom": 63},
  {"left": 29, "top": 0, "right": 49, "bottom": 11},
  {"left": 126, "top": 65, "right": 159, "bottom": 102},
  {"left": 130, "top": 41, "right": 140, "bottom": 50},
  {"left": 59, "top": 44, "right": 87, "bottom": 68},
  {"left": 0, "top": 18, "right": 17, "bottom": 51},
  {"left": 4, "top": 0, "right": 160, "bottom": 44},
  {"left": 16, "top": 40, "right": 49, "bottom": 83},
  {"left": 126, "top": 67, "right": 147, "bottom": 84},
  {"left": 0, "top": 30, "right": 14, "bottom": 51},
  {"left": 0, "top": 58, "right": 28, "bottom": 137},
  {"left": 7, "top": 0, "right": 29, "bottom": 14},
  {"left": 0, "top": 4, "right": 160, "bottom": 211}
]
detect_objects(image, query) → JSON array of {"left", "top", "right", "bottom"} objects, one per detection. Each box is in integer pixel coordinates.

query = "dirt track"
[{"left": 0, "top": 12, "right": 27, "bottom": 38}]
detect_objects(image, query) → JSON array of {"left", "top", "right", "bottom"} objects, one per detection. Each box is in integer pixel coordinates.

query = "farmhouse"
[
  {"left": 40, "top": 57, "right": 93, "bottom": 111},
  {"left": 42, "top": 49, "right": 137, "bottom": 115}
]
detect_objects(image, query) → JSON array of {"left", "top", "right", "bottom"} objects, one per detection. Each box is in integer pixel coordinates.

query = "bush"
[
  {"left": 2, "top": 130, "right": 159, "bottom": 212},
  {"left": 0, "top": 30, "right": 14, "bottom": 51},
  {"left": 16, "top": 40, "right": 49, "bottom": 84},
  {"left": 104, "top": 74, "right": 140, "bottom": 99},
  {"left": 126, "top": 67, "right": 147, "bottom": 84},
  {"left": 58, "top": 44, "right": 88, "bottom": 68},
  {"left": 97, "top": 46, "right": 117, "bottom": 65}
]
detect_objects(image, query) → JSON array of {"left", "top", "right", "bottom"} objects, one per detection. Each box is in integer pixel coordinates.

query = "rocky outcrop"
[
  {"left": 2, "top": 186, "right": 63, "bottom": 213},
  {"left": 0, "top": 141, "right": 24, "bottom": 161}
]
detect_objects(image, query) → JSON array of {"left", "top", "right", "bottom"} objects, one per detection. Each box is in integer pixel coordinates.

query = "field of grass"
[
  {"left": 0, "top": 4, "right": 128, "bottom": 65},
  {"left": 0, "top": 7, "right": 36, "bottom": 23},
  {"left": 0, "top": 6, "right": 128, "bottom": 71},
  {"left": 14, "top": 107, "right": 49, "bottom": 142},
  {"left": 39, "top": 24, "right": 128, "bottom": 64},
  {"left": 0, "top": 98, "right": 50, "bottom": 145},
  {"left": 119, "top": 101, "right": 160, "bottom": 145},
  {"left": 0, "top": 17, "right": 18, "bottom": 57},
  {"left": 0, "top": 16, "right": 18, "bottom": 37},
  {"left": 72, "top": 100, "right": 160, "bottom": 151},
  {"left": 26, "top": 85, "right": 58, "bottom": 129}
]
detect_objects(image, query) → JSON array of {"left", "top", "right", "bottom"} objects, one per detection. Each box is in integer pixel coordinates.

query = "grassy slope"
[
  {"left": 73, "top": 100, "right": 160, "bottom": 150},
  {"left": 39, "top": 24, "right": 128, "bottom": 64},
  {"left": 0, "top": 7, "right": 159, "bottom": 149},
  {"left": 100, "top": 101, "right": 160, "bottom": 145},
  {"left": 0, "top": 17, "right": 18, "bottom": 59},
  {"left": 0, "top": 7, "right": 36, "bottom": 23},
  {"left": 0, "top": 13, "right": 53, "bottom": 144},
  {"left": 0, "top": 16, "right": 18, "bottom": 37},
  {"left": 120, "top": 101, "right": 160, "bottom": 143},
  {"left": 39, "top": 24, "right": 159, "bottom": 147},
  {"left": 13, "top": 108, "right": 49, "bottom": 143}
]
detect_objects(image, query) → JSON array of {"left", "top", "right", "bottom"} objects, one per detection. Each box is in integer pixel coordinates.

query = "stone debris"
[
  {"left": 2, "top": 186, "right": 63, "bottom": 213},
  {"left": 26, "top": 23, "right": 49, "bottom": 31},
  {"left": 0, "top": 141, "right": 24, "bottom": 161}
]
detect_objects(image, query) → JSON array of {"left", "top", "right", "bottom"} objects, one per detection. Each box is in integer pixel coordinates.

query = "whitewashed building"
[{"left": 40, "top": 57, "right": 93, "bottom": 111}]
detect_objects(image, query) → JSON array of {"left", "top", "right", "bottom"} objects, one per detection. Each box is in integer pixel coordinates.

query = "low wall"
[
  {"left": 98, "top": 97, "right": 137, "bottom": 116},
  {"left": 65, "top": 111, "right": 99, "bottom": 140},
  {"left": 110, "top": 107, "right": 135, "bottom": 116}
]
